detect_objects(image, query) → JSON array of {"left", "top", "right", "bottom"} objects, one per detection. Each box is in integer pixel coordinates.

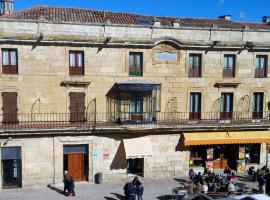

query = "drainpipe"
[{"left": 52, "top": 136, "right": 55, "bottom": 185}]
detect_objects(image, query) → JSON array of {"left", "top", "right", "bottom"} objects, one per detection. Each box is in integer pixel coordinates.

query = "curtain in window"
[
  {"left": 77, "top": 53, "right": 83, "bottom": 67},
  {"left": 2, "top": 50, "right": 9, "bottom": 65},
  {"left": 194, "top": 55, "right": 200, "bottom": 68},
  {"left": 69, "top": 52, "right": 75, "bottom": 67},
  {"left": 130, "top": 92, "right": 136, "bottom": 113},
  {"left": 136, "top": 92, "right": 142, "bottom": 113},
  {"left": 220, "top": 95, "right": 225, "bottom": 112},
  {"left": 10, "top": 50, "right": 17, "bottom": 65},
  {"left": 224, "top": 56, "right": 234, "bottom": 69},
  {"left": 226, "top": 94, "right": 231, "bottom": 112},
  {"left": 189, "top": 56, "right": 194, "bottom": 69},
  {"left": 190, "top": 93, "right": 201, "bottom": 112},
  {"left": 129, "top": 54, "right": 134, "bottom": 66},
  {"left": 256, "top": 56, "right": 266, "bottom": 69},
  {"left": 253, "top": 93, "right": 263, "bottom": 112},
  {"left": 221, "top": 94, "right": 232, "bottom": 112},
  {"left": 135, "top": 54, "right": 141, "bottom": 67}
]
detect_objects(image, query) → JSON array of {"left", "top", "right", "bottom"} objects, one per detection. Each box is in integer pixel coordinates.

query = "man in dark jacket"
[
  {"left": 123, "top": 181, "right": 137, "bottom": 200},
  {"left": 62, "top": 171, "right": 70, "bottom": 195}
]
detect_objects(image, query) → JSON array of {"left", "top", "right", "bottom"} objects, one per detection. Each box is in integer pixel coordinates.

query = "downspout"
[{"left": 52, "top": 136, "right": 55, "bottom": 185}]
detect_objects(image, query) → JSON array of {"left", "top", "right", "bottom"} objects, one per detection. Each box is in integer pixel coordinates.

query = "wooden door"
[
  {"left": 69, "top": 92, "right": 85, "bottom": 122},
  {"left": 68, "top": 153, "right": 84, "bottom": 181},
  {"left": 2, "top": 92, "right": 18, "bottom": 123}
]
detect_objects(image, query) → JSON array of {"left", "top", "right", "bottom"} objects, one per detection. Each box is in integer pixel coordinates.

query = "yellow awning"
[{"left": 183, "top": 131, "right": 270, "bottom": 146}]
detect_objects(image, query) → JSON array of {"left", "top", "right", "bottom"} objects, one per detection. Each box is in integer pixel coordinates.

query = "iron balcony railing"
[{"left": 0, "top": 111, "right": 270, "bottom": 129}]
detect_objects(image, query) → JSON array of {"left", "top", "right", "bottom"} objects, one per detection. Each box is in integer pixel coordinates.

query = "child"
[
  {"left": 136, "top": 181, "right": 144, "bottom": 200},
  {"left": 68, "top": 176, "right": 76, "bottom": 196}
]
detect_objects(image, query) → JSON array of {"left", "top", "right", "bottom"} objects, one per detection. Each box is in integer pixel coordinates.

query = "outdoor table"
[{"left": 172, "top": 186, "right": 186, "bottom": 200}]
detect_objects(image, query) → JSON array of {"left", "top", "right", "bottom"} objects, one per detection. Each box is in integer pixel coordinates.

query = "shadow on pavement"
[
  {"left": 47, "top": 184, "right": 64, "bottom": 195},
  {"left": 157, "top": 195, "right": 173, "bottom": 200},
  {"left": 111, "top": 192, "right": 125, "bottom": 200},
  {"left": 104, "top": 197, "right": 117, "bottom": 200},
  {"left": 173, "top": 178, "right": 187, "bottom": 183}
]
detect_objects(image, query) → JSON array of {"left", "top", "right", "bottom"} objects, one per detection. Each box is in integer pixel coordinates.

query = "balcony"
[
  {"left": 222, "top": 68, "right": 234, "bottom": 78},
  {"left": 129, "top": 66, "right": 143, "bottom": 76},
  {"left": 188, "top": 68, "right": 201, "bottom": 78},
  {"left": 1, "top": 111, "right": 270, "bottom": 130},
  {"left": 255, "top": 68, "right": 266, "bottom": 78}
]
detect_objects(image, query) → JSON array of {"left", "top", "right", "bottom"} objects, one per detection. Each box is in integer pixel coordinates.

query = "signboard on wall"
[
  {"left": 237, "top": 159, "right": 246, "bottom": 173},
  {"left": 206, "top": 161, "right": 214, "bottom": 172},
  {"left": 207, "top": 148, "right": 213, "bottom": 160},
  {"left": 239, "top": 146, "right": 245, "bottom": 159}
]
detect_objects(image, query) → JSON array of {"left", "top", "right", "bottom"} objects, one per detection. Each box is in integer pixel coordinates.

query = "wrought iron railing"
[{"left": 0, "top": 111, "right": 270, "bottom": 129}]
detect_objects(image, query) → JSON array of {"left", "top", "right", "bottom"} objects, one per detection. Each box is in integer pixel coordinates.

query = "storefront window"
[
  {"left": 190, "top": 146, "right": 206, "bottom": 166},
  {"left": 245, "top": 144, "right": 260, "bottom": 164}
]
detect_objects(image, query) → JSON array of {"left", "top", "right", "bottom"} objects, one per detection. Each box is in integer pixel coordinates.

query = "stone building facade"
[{"left": 0, "top": 1, "right": 270, "bottom": 188}]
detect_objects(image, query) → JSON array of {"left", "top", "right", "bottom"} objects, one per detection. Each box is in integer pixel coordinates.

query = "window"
[
  {"left": 189, "top": 54, "right": 202, "bottom": 77},
  {"left": 253, "top": 92, "right": 264, "bottom": 119},
  {"left": 69, "top": 51, "right": 84, "bottom": 75},
  {"left": 2, "top": 92, "right": 18, "bottom": 123},
  {"left": 155, "top": 52, "right": 177, "bottom": 61},
  {"left": 129, "top": 52, "right": 143, "bottom": 76},
  {"left": 130, "top": 91, "right": 143, "bottom": 121},
  {"left": 190, "top": 146, "right": 205, "bottom": 167},
  {"left": 220, "top": 93, "right": 233, "bottom": 120},
  {"left": 2, "top": 49, "right": 18, "bottom": 74},
  {"left": 255, "top": 55, "right": 267, "bottom": 78},
  {"left": 223, "top": 55, "right": 235, "bottom": 78},
  {"left": 189, "top": 93, "right": 201, "bottom": 120},
  {"left": 69, "top": 92, "right": 85, "bottom": 122},
  {"left": 245, "top": 144, "right": 260, "bottom": 164}
]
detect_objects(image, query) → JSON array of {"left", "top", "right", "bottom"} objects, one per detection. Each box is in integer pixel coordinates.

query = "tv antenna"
[
  {"left": 240, "top": 12, "right": 245, "bottom": 21},
  {"left": 219, "top": 0, "right": 224, "bottom": 6}
]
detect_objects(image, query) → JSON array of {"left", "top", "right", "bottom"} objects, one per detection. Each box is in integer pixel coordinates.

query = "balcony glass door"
[
  {"left": 220, "top": 93, "right": 233, "bottom": 119},
  {"left": 130, "top": 91, "right": 143, "bottom": 121}
]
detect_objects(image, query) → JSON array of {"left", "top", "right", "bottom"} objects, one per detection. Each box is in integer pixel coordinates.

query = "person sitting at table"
[
  {"left": 193, "top": 181, "right": 202, "bottom": 194},
  {"left": 227, "top": 181, "right": 236, "bottom": 195},
  {"left": 195, "top": 172, "right": 203, "bottom": 183},
  {"left": 224, "top": 166, "right": 232, "bottom": 174},
  {"left": 202, "top": 181, "right": 208, "bottom": 194},
  {"left": 189, "top": 168, "right": 197, "bottom": 180}
]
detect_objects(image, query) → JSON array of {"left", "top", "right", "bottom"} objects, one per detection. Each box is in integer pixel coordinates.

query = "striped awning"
[{"left": 183, "top": 131, "right": 270, "bottom": 146}]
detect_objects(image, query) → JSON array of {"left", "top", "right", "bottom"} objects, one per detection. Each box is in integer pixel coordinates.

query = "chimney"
[
  {"left": 1, "top": 0, "right": 14, "bottom": 15},
  {"left": 262, "top": 16, "right": 270, "bottom": 23},
  {"left": 153, "top": 18, "right": 161, "bottom": 27},
  {"left": 219, "top": 15, "right": 231, "bottom": 21}
]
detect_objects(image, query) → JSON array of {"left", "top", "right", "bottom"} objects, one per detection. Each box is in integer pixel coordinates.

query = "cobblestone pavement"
[{"left": 0, "top": 175, "right": 259, "bottom": 200}]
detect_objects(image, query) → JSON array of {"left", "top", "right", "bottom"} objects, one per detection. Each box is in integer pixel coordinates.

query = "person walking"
[
  {"left": 136, "top": 181, "right": 144, "bottom": 200},
  {"left": 124, "top": 180, "right": 137, "bottom": 200},
  {"left": 62, "top": 171, "right": 70, "bottom": 195},
  {"left": 265, "top": 169, "right": 270, "bottom": 196},
  {"left": 258, "top": 173, "right": 266, "bottom": 194},
  {"left": 67, "top": 176, "right": 76, "bottom": 196}
]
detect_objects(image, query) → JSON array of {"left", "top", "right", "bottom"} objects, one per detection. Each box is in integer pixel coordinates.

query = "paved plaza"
[{"left": 0, "top": 175, "right": 259, "bottom": 200}]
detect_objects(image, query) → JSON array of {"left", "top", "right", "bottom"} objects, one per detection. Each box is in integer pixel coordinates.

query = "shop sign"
[
  {"left": 239, "top": 146, "right": 245, "bottom": 159},
  {"left": 237, "top": 159, "right": 246, "bottom": 173},
  {"left": 207, "top": 148, "right": 213, "bottom": 160},
  {"left": 92, "top": 150, "right": 98, "bottom": 157},
  {"left": 206, "top": 161, "right": 214, "bottom": 172},
  {"left": 103, "top": 150, "right": 110, "bottom": 157}
]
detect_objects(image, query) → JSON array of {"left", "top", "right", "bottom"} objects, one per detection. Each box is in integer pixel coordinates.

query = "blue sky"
[{"left": 14, "top": 0, "right": 270, "bottom": 22}]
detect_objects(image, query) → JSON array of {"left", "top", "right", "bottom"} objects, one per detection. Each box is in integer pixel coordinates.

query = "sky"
[{"left": 13, "top": 0, "right": 270, "bottom": 22}]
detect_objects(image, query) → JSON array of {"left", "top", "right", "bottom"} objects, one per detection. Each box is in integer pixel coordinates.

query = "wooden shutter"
[
  {"left": 69, "top": 92, "right": 85, "bottom": 122},
  {"left": 2, "top": 92, "right": 18, "bottom": 123}
]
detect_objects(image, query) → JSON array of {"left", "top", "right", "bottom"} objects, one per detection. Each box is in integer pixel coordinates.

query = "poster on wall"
[
  {"left": 237, "top": 159, "right": 246, "bottom": 173},
  {"left": 239, "top": 146, "right": 245, "bottom": 159},
  {"left": 206, "top": 161, "right": 214, "bottom": 172},
  {"left": 207, "top": 148, "right": 214, "bottom": 160}
]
